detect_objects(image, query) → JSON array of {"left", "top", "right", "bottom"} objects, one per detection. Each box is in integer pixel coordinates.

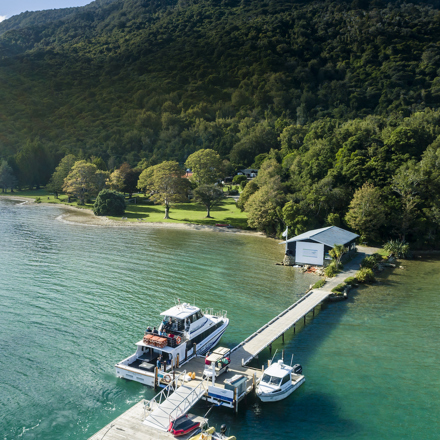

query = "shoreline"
[{"left": 1, "top": 195, "right": 265, "bottom": 237}]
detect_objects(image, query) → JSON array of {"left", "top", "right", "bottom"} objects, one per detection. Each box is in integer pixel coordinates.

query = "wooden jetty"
[
  {"left": 88, "top": 250, "right": 370, "bottom": 440},
  {"left": 88, "top": 399, "right": 207, "bottom": 440}
]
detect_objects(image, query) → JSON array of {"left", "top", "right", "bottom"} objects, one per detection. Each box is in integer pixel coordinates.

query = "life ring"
[
  {"left": 176, "top": 336, "right": 181, "bottom": 345},
  {"left": 163, "top": 374, "right": 171, "bottom": 384}
]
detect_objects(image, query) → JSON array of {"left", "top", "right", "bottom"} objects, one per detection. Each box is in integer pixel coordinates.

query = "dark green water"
[{"left": 1, "top": 199, "right": 439, "bottom": 439}]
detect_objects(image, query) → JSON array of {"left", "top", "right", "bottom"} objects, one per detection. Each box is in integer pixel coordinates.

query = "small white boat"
[
  {"left": 115, "top": 301, "right": 229, "bottom": 386},
  {"left": 256, "top": 359, "right": 305, "bottom": 402}
]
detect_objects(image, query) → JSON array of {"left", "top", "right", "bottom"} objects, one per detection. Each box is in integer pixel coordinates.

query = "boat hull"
[
  {"left": 257, "top": 376, "right": 305, "bottom": 402},
  {"left": 115, "top": 366, "right": 155, "bottom": 386},
  {"left": 115, "top": 319, "right": 229, "bottom": 386}
]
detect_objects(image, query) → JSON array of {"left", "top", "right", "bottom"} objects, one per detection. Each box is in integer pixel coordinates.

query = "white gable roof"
[{"left": 283, "top": 226, "right": 358, "bottom": 248}]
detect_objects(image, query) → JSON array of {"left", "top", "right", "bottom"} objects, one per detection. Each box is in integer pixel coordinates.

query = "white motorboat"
[
  {"left": 256, "top": 359, "right": 305, "bottom": 402},
  {"left": 115, "top": 301, "right": 229, "bottom": 386}
]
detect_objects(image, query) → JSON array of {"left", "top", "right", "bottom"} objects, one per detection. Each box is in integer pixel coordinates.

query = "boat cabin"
[{"left": 159, "top": 303, "right": 206, "bottom": 334}]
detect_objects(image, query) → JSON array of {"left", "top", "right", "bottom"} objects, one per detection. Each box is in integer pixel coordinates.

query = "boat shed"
[{"left": 281, "top": 226, "right": 359, "bottom": 266}]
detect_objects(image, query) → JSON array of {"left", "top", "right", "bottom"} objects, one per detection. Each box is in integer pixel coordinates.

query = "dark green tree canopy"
[{"left": 93, "top": 189, "right": 126, "bottom": 216}]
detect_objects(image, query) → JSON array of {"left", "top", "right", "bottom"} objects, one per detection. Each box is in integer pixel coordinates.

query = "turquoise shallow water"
[{"left": 1, "top": 198, "right": 439, "bottom": 439}]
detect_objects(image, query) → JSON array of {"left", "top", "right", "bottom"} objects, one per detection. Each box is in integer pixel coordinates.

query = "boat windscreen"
[{"left": 261, "top": 374, "right": 282, "bottom": 386}]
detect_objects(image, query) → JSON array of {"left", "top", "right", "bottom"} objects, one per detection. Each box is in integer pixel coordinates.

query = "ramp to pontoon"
[{"left": 143, "top": 381, "right": 206, "bottom": 431}]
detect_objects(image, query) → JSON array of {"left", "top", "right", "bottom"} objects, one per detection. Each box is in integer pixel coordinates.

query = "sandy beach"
[{"left": 1, "top": 196, "right": 265, "bottom": 236}]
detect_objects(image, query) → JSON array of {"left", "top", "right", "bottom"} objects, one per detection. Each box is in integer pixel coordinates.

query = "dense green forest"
[{"left": 1, "top": 0, "right": 440, "bottom": 246}]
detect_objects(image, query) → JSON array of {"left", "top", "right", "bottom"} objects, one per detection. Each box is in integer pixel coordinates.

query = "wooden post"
[
  {"left": 269, "top": 343, "right": 272, "bottom": 354},
  {"left": 282, "top": 349, "right": 284, "bottom": 361},
  {"left": 304, "top": 314, "right": 306, "bottom": 324},
  {"left": 252, "top": 373, "right": 256, "bottom": 391},
  {"left": 154, "top": 367, "right": 158, "bottom": 390},
  {"left": 176, "top": 353, "right": 180, "bottom": 368},
  {"left": 268, "top": 359, "right": 271, "bottom": 368},
  {"left": 282, "top": 333, "right": 285, "bottom": 343},
  {"left": 293, "top": 323, "right": 296, "bottom": 334},
  {"left": 313, "top": 307, "right": 315, "bottom": 317},
  {"left": 234, "top": 388, "right": 238, "bottom": 413}
]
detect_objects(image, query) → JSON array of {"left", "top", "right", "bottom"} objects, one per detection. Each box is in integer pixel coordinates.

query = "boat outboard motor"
[
  {"left": 220, "top": 424, "right": 227, "bottom": 435},
  {"left": 293, "top": 364, "right": 302, "bottom": 374}
]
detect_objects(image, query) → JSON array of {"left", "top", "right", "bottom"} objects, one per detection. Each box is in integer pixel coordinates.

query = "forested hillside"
[{"left": 1, "top": 0, "right": 440, "bottom": 246}]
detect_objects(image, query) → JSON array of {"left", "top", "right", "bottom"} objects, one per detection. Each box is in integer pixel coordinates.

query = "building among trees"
[{"left": 281, "top": 226, "right": 359, "bottom": 266}]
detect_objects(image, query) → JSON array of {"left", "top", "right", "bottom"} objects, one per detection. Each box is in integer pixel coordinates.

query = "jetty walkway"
[{"left": 88, "top": 248, "right": 374, "bottom": 440}]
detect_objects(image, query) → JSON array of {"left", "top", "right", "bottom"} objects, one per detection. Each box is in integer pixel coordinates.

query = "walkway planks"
[
  {"left": 88, "top": 400, "right": 207, "bottom": 440},
  {"left": 231, "top": 289, "right": 331, "bottom": 366},
  {"left": 144, "top": 384, "right": 206, "bottom": 431},
  {"left": 230, "top": 250, "right": 369, "bottom": 367}
]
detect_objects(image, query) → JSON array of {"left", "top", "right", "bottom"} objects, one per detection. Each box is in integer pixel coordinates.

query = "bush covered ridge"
[
  {"left": 1, "top": 0, "right": 440, "bottom": 163},
  {"left": 2, "top": 0, "right": 440, "bottom": 244}
]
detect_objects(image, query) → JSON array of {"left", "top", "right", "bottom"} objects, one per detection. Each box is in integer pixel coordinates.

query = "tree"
[
  {"left": 245, "top": 178, "right": 285, "bottom": 233},
  {"left": 91, "top": 156, "right": 107, "bottom": 171},
  {"left": 326, "top": 213, "right": 341, "bottom": 227},
  {"left": 138, "top": 161, "right": 189, "bottom": 219},
  {"left": 282, "top": 201, "right": 309, "bottom": 235},
  {"left": 47, "top": 154, "right": 77, "bottom": 197},
  {"left": 93, "top": 189, "right": 126, "bottom": 216},
  {"left": 95, "top": 170, "right": 110, "bottom": 192},
  {"left": 345, "top": 183, "right": 386, "bottom": 241},
  {"left": 193, "top": 184, "right": 224, "bottom": 218},
  {"left": 62, "top": 160, "right": 99, "bottom": 205},
  {"left": 137, "top": 166, "right": 154, "bottom": 195},
  {"left": 107, "top": 169, "right": 124, "bottom": 192},
  {"left": 185, "top": 149, "right": 223, "bottom": 186},
  {"left": 0, "top": 160, "right": 17, "bottom": 192},
  {"left": 14, "top": 140, "right": 53, "bottom": 188},
  {"left": 107, "top": 163, "right": 141, "bottom": 197},
  {"left": 392, "top": 162, "right": 422, "bottom": 240},
  {"left": 122, "top": 168, "right": 141, "bottom": 198},
  {"left": 329, "top": 244, "right": 348, "bottom": 267},
  {"left": 237, "top": 180, "right": 258, "bottom": 211},
  {"left": 232, "top": 175, "right": 247, "bottom": 185}
]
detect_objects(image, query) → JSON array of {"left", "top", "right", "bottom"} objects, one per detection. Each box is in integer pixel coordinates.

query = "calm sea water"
[{"left": 1, "top": 198, "right": 439, "bottom": 439}]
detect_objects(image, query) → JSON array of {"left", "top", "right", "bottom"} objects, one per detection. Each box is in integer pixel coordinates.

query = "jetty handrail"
[
  {"left": 231, "top": 290, "right": 315, "bottom": 353},
  {"left": 147, "top": 370, "right": 187, "bottom": 412},
  {"left": 168, "top": 380, "right": 207, "bottom": 424},
  {"left": 239, "top": 292, "right": 330, "bottom": 365}
]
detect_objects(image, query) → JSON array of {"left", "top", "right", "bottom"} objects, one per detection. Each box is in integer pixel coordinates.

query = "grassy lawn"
[
  {"left": 111, "top": 197, "right": 249, "bottom": 229},
  {"left": 1, "top": 189, "right": 249, "bottom": 229}
]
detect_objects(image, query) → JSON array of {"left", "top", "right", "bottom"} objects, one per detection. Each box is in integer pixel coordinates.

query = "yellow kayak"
[
  {"left": 189, "top": 426, "right": 236, "bottom": 440},
  {"left": 189, "top": 427, "right": 216, "bottom": 440}
]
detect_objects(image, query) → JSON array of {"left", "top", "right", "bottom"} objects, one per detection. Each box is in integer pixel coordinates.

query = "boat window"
[
  {"left": 281, "top": 374, "right": 291, "bottom": 385},
  {"left": 261, "top": 374, "right": 282, "bottom": 386},
  {"left": 261, "top": 374, "right": 271, "bottom": 384},
  {"left": 195, "top": 311, "right": 203, "bottom": 320}
]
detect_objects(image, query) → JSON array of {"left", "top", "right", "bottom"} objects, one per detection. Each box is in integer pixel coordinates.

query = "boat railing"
[
  {"left": 144, "top": 370, "right": 188, "bottom": 416},
  {"left": 203, "top": 308, "right": 227, "bottom": 319},
  {"left": 167, "top": 380, "right": 208, "bottom": 425}
]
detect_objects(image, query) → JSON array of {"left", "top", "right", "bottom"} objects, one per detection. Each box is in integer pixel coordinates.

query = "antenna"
[
  {"left": 290, "top": 354, "right": 294, "bottom": 367},
  {"left": 270, "top": 349, "right": 278, "bottom": 365}
]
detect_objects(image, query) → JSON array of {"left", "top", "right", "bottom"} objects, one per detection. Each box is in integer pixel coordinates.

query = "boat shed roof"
[{"left": 283, "top": 226, "right": 359, "bottom": 248}]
